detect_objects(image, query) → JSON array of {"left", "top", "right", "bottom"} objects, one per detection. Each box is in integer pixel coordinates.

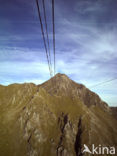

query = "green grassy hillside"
[{"left": 0, "top": 74, "right": 117, "bottom": 156}]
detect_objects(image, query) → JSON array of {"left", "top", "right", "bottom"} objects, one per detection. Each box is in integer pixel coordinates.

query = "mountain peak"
[
  {"left": 53, "top": 73, "right": 70, "bottom": 80},
  {"left": 40, "top": 73, "right": 77, "bottom": 96},
  {"left": 52, "top": 73, "right": 71, "bottom": 83},
  {"left": 40, "top": 73, "right": 73, "bottom": 89},
  {"left": 54, "top": 73, "right": 69, "bottom": 78},
  {"left": 40, "top": 73, "right": 109, "bottom": 110}
]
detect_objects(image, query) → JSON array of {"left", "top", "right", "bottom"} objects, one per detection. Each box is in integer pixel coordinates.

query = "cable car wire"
[
  {"left": 35, "top": 0, "right": 52, "bottom": 76},
  {"left": 42, "top": 0, "right": 53, "bottom": 76},
  {"left": 90, "top": 78, "right": 117, "bottom": 88},
  {"left": 52, "top": 0, "right": 56, "bottom": 75}
]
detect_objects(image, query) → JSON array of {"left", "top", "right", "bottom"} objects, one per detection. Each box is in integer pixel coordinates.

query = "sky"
[{"left": 0, "top": 0, "right": 117, "bottom": 106}]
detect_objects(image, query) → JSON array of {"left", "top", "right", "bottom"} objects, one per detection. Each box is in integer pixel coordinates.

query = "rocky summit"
[{"left": 0, "top": 73, "right": 117, "bottom": 156}]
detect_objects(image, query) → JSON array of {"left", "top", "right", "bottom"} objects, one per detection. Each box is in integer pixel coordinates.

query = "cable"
[
  {"left": 52, "top": 0, "right": 56, "bottom": 75},
  {"left": 90, "top": 78, "right": 117, "bottom": 88},
  {"left": 42, "top": 0, "right": 53, "bottom": 76},
  {"left": 35, "top": 0, "right": 52, "bottom": 77}
]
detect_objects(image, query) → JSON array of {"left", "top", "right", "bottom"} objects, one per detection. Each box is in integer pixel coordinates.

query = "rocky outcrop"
[
  {"left": 74, "top": 117, "right": 83, "bottom": 156},
  {"left": 57, "top": 113, "right": 68, "bottom": 156}
]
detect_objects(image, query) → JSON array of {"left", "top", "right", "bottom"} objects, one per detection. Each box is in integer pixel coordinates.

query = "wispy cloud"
[{"left": 0, "top": 0, "right": 117, "bottom": 106}]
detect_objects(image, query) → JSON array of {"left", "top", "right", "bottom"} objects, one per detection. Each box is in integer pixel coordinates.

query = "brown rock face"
[
  {"left": 0, "top": 73, "right": 117, "bottom": 156},
  {"left": 41, "top": 73, "right": 109, "bottom": 110}
]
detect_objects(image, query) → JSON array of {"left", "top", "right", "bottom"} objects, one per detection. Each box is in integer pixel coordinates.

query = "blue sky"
[{"left": 0, "top": 0, "right": 117, "bottom": 106}]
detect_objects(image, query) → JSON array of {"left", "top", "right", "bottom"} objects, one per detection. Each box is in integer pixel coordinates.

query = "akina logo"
[{"left": 82, "top": 144, "right": 116, "bottom": 155}]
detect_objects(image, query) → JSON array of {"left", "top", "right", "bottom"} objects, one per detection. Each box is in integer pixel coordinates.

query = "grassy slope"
[{"left": 0, "top": 81, "right": 117, "bottom": 156}]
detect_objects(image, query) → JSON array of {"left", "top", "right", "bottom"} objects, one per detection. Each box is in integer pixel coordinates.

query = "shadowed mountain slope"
[
  {"left": 111, "top": 107, "right": 117, "bottom": 119},
  {"left": 0, "top": 73, "right": 117, "bottom": 156}
]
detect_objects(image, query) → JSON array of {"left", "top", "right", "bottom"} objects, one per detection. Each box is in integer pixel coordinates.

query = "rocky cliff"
[{"left": 0, "top": 73, "right": 117, "bottom": 156}]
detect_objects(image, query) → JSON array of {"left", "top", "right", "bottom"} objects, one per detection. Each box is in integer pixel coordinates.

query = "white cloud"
[{"left": 0, "top": 0, "right": 117, "bottom": 106}]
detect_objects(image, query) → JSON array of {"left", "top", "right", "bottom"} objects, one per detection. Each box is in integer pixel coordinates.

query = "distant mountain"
[{"left": 0, "top": 73, "right": 117, "bottom": 156}]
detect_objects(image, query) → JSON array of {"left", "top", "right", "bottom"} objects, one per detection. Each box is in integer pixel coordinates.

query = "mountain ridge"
[
  {"left": 0, "top": 73, "right": 117, "bottom": 156},
  {"left": 0, "top": 73, "right": 114, "bottom": 108}
]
